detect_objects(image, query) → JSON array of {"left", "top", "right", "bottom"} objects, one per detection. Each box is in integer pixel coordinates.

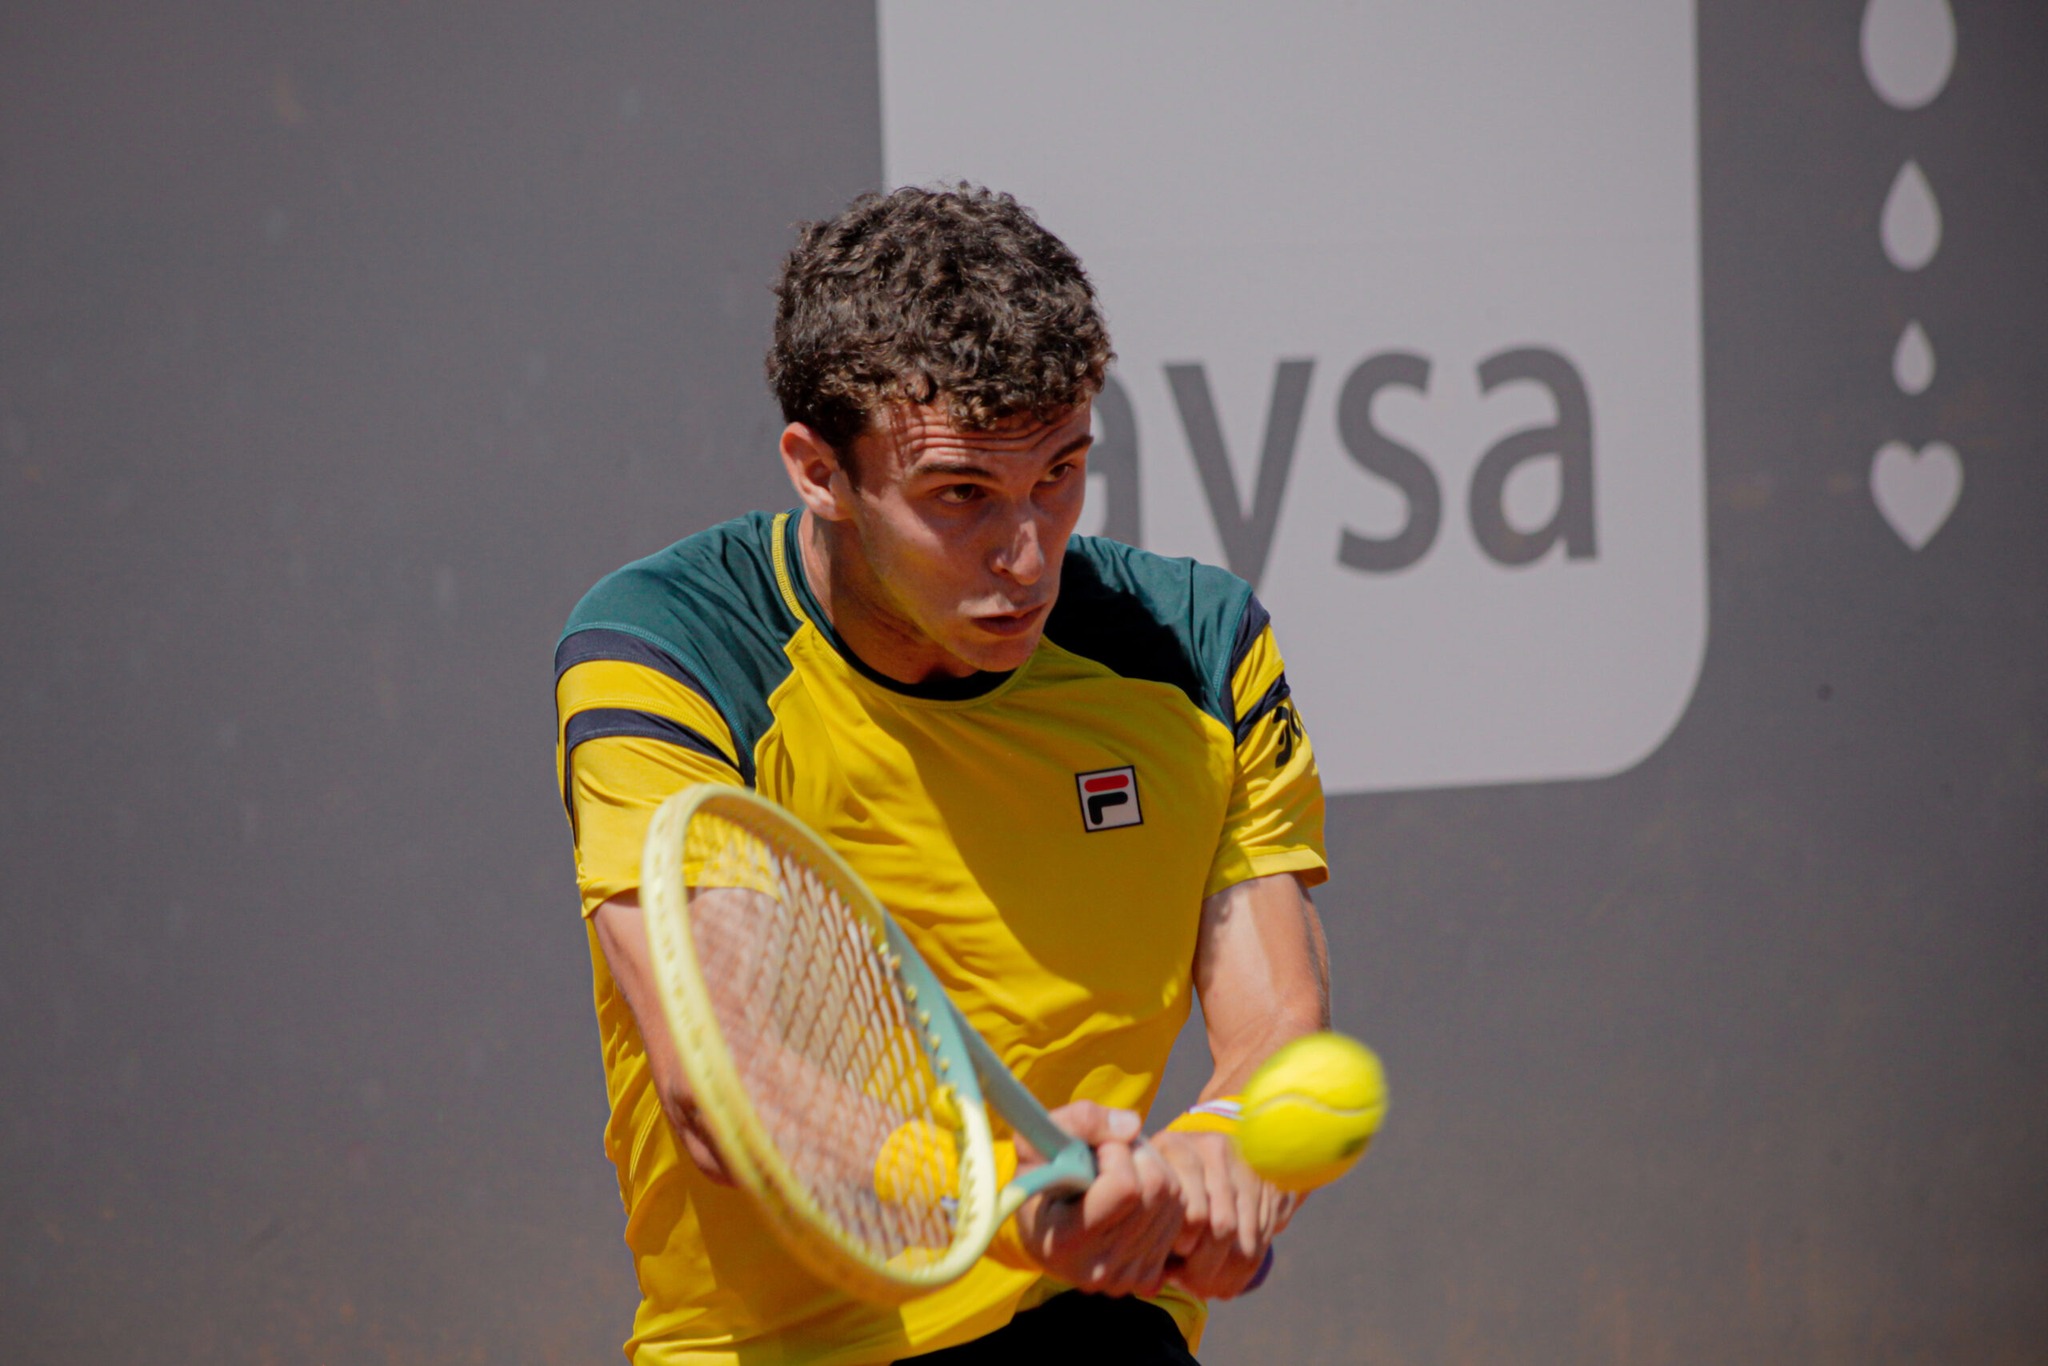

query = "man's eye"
[
  {"left": 1041, "top": 463, "right": 1076, "bottom": 484},
  {"left": 938, "top": 484, "right": 983, "bottom": 505}
]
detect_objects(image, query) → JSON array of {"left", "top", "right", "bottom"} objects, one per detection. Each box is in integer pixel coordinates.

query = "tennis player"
[{"left": 554, "top": 185, "right": 1331, "bottom": 1364}]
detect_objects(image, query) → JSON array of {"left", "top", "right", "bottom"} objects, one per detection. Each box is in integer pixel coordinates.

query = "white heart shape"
[{"left": 1870, "top": 440, "right": 1963, "bottom": 550}]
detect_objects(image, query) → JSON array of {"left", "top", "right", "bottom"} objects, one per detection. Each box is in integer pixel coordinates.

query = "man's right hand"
[
  {"left": 665, "top": 1090, "right": 736, "bottom": 1186},
  {"left": 1011, "top": 1101, "right": 1185, "bottom": 1297}
]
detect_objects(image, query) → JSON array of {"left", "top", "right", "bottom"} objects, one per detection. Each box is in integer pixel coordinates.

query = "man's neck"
[{"left": 795, "top": 510, "right": 980, "bottom": 686}]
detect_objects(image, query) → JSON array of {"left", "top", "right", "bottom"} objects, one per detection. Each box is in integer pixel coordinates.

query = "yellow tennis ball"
[
  {"left": 873, "top": 1119, "right": 959, "bottom": 1203},
  {"left": 1234, "top": 1032, "right": 1387, "bottom": 1193}
]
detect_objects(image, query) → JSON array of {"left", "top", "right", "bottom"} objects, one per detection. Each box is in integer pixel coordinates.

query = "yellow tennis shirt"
[{"left": 555, "top": 510, "right": 1326, "bottom": 1365}]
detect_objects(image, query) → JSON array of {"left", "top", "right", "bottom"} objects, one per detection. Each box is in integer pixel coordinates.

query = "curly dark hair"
[{"left": 767, "top": 185, "right": 1114, "bottom": 467}]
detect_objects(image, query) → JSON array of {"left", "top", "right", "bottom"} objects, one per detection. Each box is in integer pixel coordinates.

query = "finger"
[
  {"left": 1025, "top": 1145, "right": 1127, "bottom": 1273},
  {"left": 1079, "top": 1140, "right": 1146, "bottom": 1234},
  {"left": 1215, "top": 1143, "right": 1265, "bottom": 1250},
  {"left": 1130, "top": 1204, "right": 1186, "bottom": 1297},
  {"left": 1075, "top": 1203, "right": 1166, "bottom": 1299},
  {"left": 1100, "top": 1142, "right": 1183, "bottom": 1296},
  {"left": 1194, "top": 1214, "right": 1266, "bottom": 1299},
  {"left": 1235, "top": 1162, "right": 1265, "bottom": 1260},
  {"left": 682, "top": 1128, "right": 736, "bottom": 1186},
  {"left": 1188, "top": 1151, "right": 1276, "bottom": 1296},
  {"left": 1153, "top": 1142, "right": 1210, "bottom": 1258},
  {"left": 1210, "top": 1244, "right": 1266, "bottom": 1300},
  {"left": 673, "top": 1099, "right": 736, "bottom": 1186},
  {"left": 1205, "top": 1140, "right": 1241, "bottom": 1248},
  {"left": 1174, "top": 1140, "right": 1239, "bottom": 1282},
  {"left": 1274, "top": 1187, "right": 1304, "bottom": 1235},
  {"left": 1043, "top": 1100, "right": 1142, "bottom": 1152},
  {"left": 1020, "top": 1102, "right": 1090, "bottom": 1163},
  {"left": 1032, "top": 1191, "right": 1110, "bottom": 1290},
  {"left": 1135, "top": 1143, "right": 1189, "bottom": 1291},
  {"left": 1108, "top": 1181, "right": 1185, "bottom": 1298},
  {"left": 1176, "top": 1209, "right": 1237, "bottom": 1294},
  {"left": 1132, "top": 1138, "right": 1183, "bottom": 1219}
]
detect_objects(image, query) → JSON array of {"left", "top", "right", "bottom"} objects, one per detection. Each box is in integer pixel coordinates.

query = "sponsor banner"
[{"left": 881, "top": 1, "right": 1706, "bottom": 794}]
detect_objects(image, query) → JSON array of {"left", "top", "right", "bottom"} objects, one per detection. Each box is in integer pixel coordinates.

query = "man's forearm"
[
  {"left": 1193, "top": 873, "right": 1331, "bottom": 1099},
  {"left": 593, "top": 892, "right": 737, "bottom": 1183}
]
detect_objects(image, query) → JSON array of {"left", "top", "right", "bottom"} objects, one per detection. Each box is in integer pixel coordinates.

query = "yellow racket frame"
[{"left": 642, "top": 784, "right": 1065, "bottom": 1304}]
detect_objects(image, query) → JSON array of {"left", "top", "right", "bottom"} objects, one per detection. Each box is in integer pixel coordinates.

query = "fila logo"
[{"left": 1076, "top": 766, "right": 1143, "bottom": 832}]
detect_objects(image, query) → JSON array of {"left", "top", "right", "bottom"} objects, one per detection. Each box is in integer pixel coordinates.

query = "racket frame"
[{"left": 641, "top": 784, "right": 1093, "bottom": 1304}]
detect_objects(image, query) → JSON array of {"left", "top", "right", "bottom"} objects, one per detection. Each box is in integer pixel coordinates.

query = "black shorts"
[{"left": 895, "top": 1292, "right": 1199, "bottom": 1365}]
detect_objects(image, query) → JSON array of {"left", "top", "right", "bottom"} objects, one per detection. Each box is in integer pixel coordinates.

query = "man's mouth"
[{"left": 971, "top": 602, "right": 1048, "bottom": 637}]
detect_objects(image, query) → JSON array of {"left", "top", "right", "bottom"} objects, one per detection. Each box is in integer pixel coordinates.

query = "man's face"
[{"left": 835, "top": 400, "right": 1094, "bottom": 677}]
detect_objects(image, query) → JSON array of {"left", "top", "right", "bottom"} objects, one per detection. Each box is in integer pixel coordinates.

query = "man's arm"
[
  {"left": 1193, "top": 872, "right": 1331, "bottom": 1096},
  {"left": 593, "top": 891, "right": 739, "bottom": 1183},
  {"left": 1150, "top": 870, "right": 1331, "bottom": 1298},
  {"left": 598, "top": 889, "right": 1189, "bottom": 1295}
]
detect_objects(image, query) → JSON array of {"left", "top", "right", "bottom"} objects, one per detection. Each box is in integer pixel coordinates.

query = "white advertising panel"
[{"left": 880, "top": 2, "right": 1706, "bottom": 794}]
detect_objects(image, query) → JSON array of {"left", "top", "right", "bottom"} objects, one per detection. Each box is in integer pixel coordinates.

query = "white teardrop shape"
[
  {"left": 1881, "top": 161, "right": 1941, "bottom": 271},
  {"left": 1861, "top": 0, "right": 1956, "bottom": 110},
  {"left": 1892, "top": 321, "right": 1936, "bottom": 394}
]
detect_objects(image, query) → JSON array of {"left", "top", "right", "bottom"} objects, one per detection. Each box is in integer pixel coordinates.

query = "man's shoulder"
[
  {"left": 1046, "top": 536, "right": 1267, "bottom": 727},
  {"left": 560, "top": 510, "right": 796, "bottom": 654},
  {"left": 555, "top": 512, "right": 802, "bottom": 758}
]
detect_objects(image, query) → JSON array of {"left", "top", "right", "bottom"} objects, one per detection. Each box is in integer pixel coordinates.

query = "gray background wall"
[{"left": 2, "top": 3, "right": 2042, "bottom": 1363}]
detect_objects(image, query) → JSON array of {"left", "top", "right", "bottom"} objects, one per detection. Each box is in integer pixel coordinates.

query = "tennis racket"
[{"left": 639, "top": 783, "right": 1100, "bottom": 1304}]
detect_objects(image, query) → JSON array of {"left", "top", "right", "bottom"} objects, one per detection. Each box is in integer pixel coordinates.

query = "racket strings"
[{"left": 687, "top": 811, "right": 962, "bottom": 1266}]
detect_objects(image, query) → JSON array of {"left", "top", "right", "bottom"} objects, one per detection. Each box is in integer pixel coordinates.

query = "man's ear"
[{"left": 779, "top": 423, "right": 853, "bottom": 522}]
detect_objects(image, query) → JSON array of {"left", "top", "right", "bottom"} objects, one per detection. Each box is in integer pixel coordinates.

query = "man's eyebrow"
[
  {"left": 911, "top": 434, "right": 1093, "bottom": 479},
  {"left": 913, "top": 457, "right": 998, "bottom": 478}
]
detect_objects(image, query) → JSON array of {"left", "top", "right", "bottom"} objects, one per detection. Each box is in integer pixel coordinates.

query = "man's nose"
[{"left": 992, "top": 509, "right": 1047, "bottom": 585}]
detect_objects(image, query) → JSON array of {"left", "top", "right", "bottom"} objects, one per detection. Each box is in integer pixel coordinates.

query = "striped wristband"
[{"left": 1163, "top": 1097, "right": 1243, "bottom": 1136}]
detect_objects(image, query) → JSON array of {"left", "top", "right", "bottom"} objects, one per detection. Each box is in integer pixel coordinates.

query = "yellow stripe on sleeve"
[
  {"left": 555, "top": 657, "right": 738, "bottom": 767},
  {"left": 565, "top": 735, "right": 743, "bottom": 918},
  {"left": 1207, "top": 625, "right": 1328, "bottom": 899},
  {"left": 1228, "top": 622, "right": 1288, "bottom": 723},
  {"left": 554, "top": 657, "right": 747, "bottom": 918}
]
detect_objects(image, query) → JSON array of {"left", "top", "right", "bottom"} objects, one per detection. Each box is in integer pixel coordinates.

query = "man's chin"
[{"left": 951, "top": 626, "right": 1044, "bottom": 675}]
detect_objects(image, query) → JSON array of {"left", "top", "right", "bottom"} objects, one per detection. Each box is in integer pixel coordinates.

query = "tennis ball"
[
  {"left": 1234, "top": 1032, "right": 1386, "bottom": 1193},
  {"left": 873, "top": 1119, "right": 959, "bottom": 1203}
]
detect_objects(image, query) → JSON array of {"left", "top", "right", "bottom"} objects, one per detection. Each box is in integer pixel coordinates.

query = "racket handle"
[{"left": 1000, "top": 1134, "right": 1097, "bottom": 1216}]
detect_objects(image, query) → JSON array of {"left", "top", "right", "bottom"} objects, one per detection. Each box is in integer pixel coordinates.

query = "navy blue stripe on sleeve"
[
  {"left": 560, "top": 707, "right": 739, "bottom": 810},
  {"left": 555, "top": 627, "right": 708, "bottom": 695},
  {"left": 1226, "top": 593, "right": 1273, "bottom": 682},
  {"left": 1233, "top": 671, "right": 1293, "bottom": 746}
]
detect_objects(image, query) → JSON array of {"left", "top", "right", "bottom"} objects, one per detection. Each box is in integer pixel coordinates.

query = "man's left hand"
[{"left": 1149, "top": 1128, "right": 1297, "bottom": 1299}]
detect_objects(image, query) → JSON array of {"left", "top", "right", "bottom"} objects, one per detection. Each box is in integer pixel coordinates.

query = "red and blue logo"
[{"left": 1075, "top": 765, "right": 1143, "bottom": 832}]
